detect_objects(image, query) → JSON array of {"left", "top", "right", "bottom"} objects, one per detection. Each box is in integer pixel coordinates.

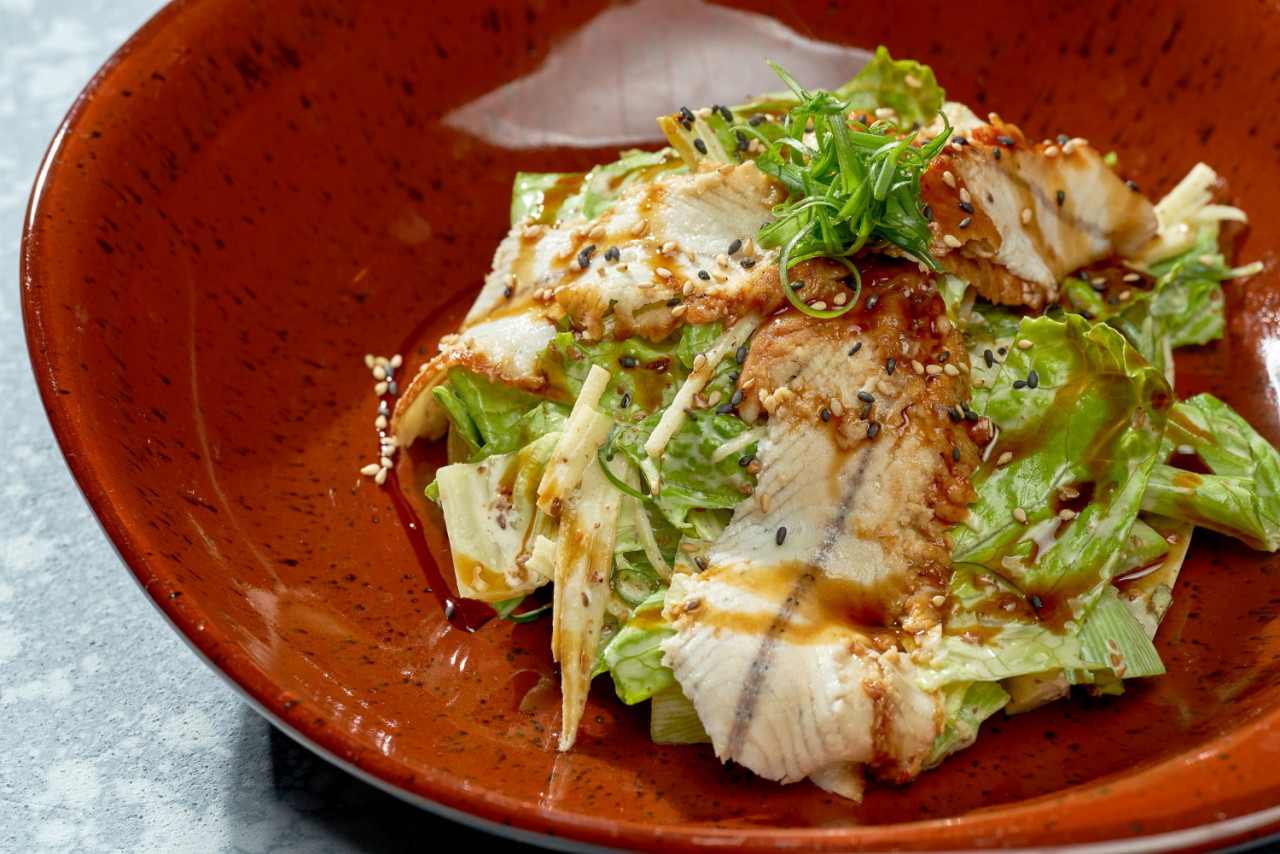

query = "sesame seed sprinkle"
[
  {"left": 1013, "top": 507, "right": 1028, "bottom": 524},
  {"left": 857, "top": 391, "right": 875, "bottom": 403},
  {"left": 1027, "top": 370, "right": 1040, "bottom": 389},
  {"left": 997, "top": 451, "right": 1014, "bottom": 466},
  {"left": 1017, "top": 339, "right": 1033, "bottom": 350},
  {"left": 821, "top": 408, "right": 831, "bottom": 422},
  {"left": 867, "top": 421, "right": 881, "bottom": 439},
  {"left": 775, "top": 526, "right": 787, "bottom": 545},
  {"left": 886, "top": 357, "right": 896, "bottom": 375},
  {"left": 374, "top": 468, "right": 388, "bottom": 485},
  {"left": 958, "top": 216, "right": 972, "bottom": 229},
  {"left": 848, "top": 342, "right": 863, "bottom": 356},
  {"left": 360, "top": 463, "right": 381, "bottom": 476},
  {"left": 1056, "top": 190, "right": 1066, "bottom": 206}
]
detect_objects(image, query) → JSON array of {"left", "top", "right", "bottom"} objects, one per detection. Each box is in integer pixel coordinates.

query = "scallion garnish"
[{"left": 747, "top": 62, "right": 952, "bottom": 318}]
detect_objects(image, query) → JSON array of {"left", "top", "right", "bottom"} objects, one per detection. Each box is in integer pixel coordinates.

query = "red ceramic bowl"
[{"left": 22, "top": 0, "right": 1280, "bottom": 850}]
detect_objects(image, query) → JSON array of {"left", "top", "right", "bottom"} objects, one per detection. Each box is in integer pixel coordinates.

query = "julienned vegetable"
[{"left": 385, "top": 47, "right": 1275, "bottom": 801}]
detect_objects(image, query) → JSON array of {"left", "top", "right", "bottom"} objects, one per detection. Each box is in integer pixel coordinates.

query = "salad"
[{"left": 383, "top": 48, "right": 1275, "bottom": 800}]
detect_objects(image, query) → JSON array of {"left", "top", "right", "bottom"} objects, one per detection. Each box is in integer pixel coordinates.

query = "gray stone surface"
[{"left": 0, "top": 1, "right": 538, "bottom": 851}]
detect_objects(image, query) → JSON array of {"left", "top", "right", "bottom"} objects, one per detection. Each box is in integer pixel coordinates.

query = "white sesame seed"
[
  {"left": 760, "top": 491, "right": 772, "bottom": 513},
  {"left": 372, "top": 365, "right": 387, "bottom": 381},
  {"left": 375, "top": 414, "right": 388, "bottom": 430},
  {"left": 363, "top": 354, "right": 375, "bottom": 369},
  {"left": 1017, "top": 339, "right": 1033, "bottom": 350},
  {"left": 973, "top": 377, "right": 986, "bottom": 388},
  {"left": 655, "top": 267, "right": 672, "bottom": 279},
  {"left": 389, "top": 354, "right": 403, "bottom": 369},
  {"left": 943, "top": 234, "right": 963, "bottom": 248},
  {"left": 997, "top": 451, "right": 1014, "bottom": 466},
  {"left": 930, "top": 594, "right": 947, "bottom": 608},
  {"left": 942, "top": 170, "right": 956, "bottom": 189},
  {"left": 926, "top": 364, "right": 943, "bottom": 376},
  {"left": 707, "top": 390, "right": 722, "bottom": 407},
  {"left": 616, "top": 263, "right": 629, "bottom": 273},
  {"left": 1062, "top": 141, "right": 1077, "bottom": 156},
  {"left": 569, "top": 259, "right": 582, "bottom": 272},
  {"left": 521, "top": 223, "right": 544, "bottom": 240},
  {"left": 671, "top": 305, "right": 687, "bottom": 318},
  {"left": 637, "top": 281, "right": 655, "bottom": 289},
  {"left": 811, "top": 301, "right": 827, "bottom": 311},
  {"left": 1123, "top": 272, "right": 1141, "bottom": 282},
  {"left": 374, "top": 468, "right": 388, "bottom": 485},
  {"left": 943, "top": 364, "right": 960, "bottom": 377},
  {"left": 1044, "top": 145, "right": 1060, "bottom": 157},
  {"left": 1013, "top": 507, "right": 1028, "bottom": 523},
  {"left": 661, "top": 240, "right": 679, "bottom": 255},
  {"left": 904, "top": 73, "right": 923, "bottom": 89},
  {"left": 744, "top": 238, "right": 755, "bottom": 256},
  {"left": 682, "top": 281, "right": 695, "bottom": 296},
  {"left": 374, "top": 381, "right": 389, "bottom": 395},
  {"left": 830, "top": 399, "right": 844, "bottom": 417},
  {"left": 833, "top": 293, "right": 847, "bottom": 306},
  {"left": 1177, "top": 444, "right": 1195, "bottom": 456},
  {"left": 630, "top": 219, "right": 649, "bottom": 237},
  {"left": 685, "top": 248, "right": 697, "bottom": 264},
  {"left": 1021, "top": 207, "right": 1033, "bottom": 225},
  {"left": 380, "top": 456, "right": 394, "bottom": 468},
  {"left": 1199, "top": 254, "right": 1217, "bottom": 266},
  {"left": 959, "top": 187, "right": 971, "bottom": 204},
  {"left": 588, "top": 224, "right": 606, "bottom": 241},
  {"left": 1119, "top": 289, "right": 1132, "bottom": 301},
  {"left": 360, "top": 463, "right": 381, "bottom": 476},
  {"left": 715, "top": 253, "right": 729, "bottom": 269},
  {"left": 711, "top": 270, "right": 728, "bottom": 283},
  {"left": 1059, "top": 508, "right": 1078, "bottom": 521},
  {"left": 503, "top": 272, "right": 518, "bottom": 288}
]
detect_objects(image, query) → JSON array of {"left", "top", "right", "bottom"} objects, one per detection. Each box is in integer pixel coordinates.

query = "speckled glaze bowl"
[{"left": 22, "top": 0, "right": 1280, "bottom": 850}]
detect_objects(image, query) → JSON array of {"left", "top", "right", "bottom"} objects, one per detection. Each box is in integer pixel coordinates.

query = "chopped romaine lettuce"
[
  {"left": 510, "top": 149, "right": 685, "bottom": 226},
  {"left": 595, "top": 588, "right": 675, "bottom": 704},
  {"left": 925, "top": 681, "right": 1010, "bottom": 767},
  {"left": 834, "top": 45, "right": 946, "bottom": 127},
  {"left": 1142, "top": 393, "right": 1280, "bottom": 551}
]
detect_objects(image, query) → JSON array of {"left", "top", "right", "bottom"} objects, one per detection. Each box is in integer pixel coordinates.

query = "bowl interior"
[{"left": 23, "top": 0, "right": 1280, "bottom": 849}]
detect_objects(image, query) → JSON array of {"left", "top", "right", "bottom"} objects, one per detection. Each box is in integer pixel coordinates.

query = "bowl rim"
[{"left": 19, "top": 0, "right": 1280, "bottom": 850}]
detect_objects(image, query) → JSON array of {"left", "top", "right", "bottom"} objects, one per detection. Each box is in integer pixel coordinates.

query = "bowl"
[{"left": 21, "top": 0, "right": 1280, "bottom": 850}]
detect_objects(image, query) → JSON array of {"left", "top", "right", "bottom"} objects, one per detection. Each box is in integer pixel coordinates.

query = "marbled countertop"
[{"left": 0, "top": 1, "right": 539, "bottom": 850}]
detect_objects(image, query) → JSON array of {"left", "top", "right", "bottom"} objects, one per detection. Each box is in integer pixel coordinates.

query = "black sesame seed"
[
  {"left": 715, "top": 403, "right": 734, "bottom": 415},
  {"left": 993, "top": 147, "right": 1002, "bottom": 160},
  {"left": 577, "top": 244, "right": 596, "bottom": 267},
  {"left": 735, "top": 346, "right": 748, "bottom": 365},
  {"left": 886, "top": 357, "right": 896, "bottom": 375},
  {"left": 866, "top": 295, "right": 879, "bottom": 310},
  {"left": 857, "top": 391, "right": 875, "bottom": 403},
  {"left": 1080, "top": 309, "right": 1093, "bottom": 320},
  {"left": 697, "top": 270, "right": 711, "bottom": 280},
  {"left": 923, "top": 204, "right": 934, "bottom": 222},
  {"left": 998, "top": 346, "right": 1008, "bottom": 356},
  {"left": 996, "top": 135, "right": 1016, "bottom": 147},
  {"left": 860, "top": 402, "right": 873, "bottom": 419},
  {"left": 959, "top": 200, "right": 975, "bottom": 214},
  {"left": 954, "top": 135, "right": 968, "bottom": 145},
  {"left": 716, "top": 104, "right": 733, "bottom": 122},
  {"left": 694, "top": 555, "right": 708, "bottom": 571},
  {"left": 1092, "top": 280, "right": 1108, "bottom": 292},
  {"left": 683, "top": 407, "right": 699, "bottom": 420},
  {"left": 1013, "top": 379, "right": 1027, "bottom": 390},
  {"left": 731, "top": 389, "right": 744, "bottom": 406},
  {"left": 867, "top": 422, "right": 881, "bottom": 439},
  {"left": 960, "top": 400, "right": 972, "bottom": 413},
  {"left": 1029, "top": 593, "right": 1044, "bottom": 610},
  {"left": 666, "top": 297, "right": 682, "bottom": 307},
  {"left": 1057, "top": 134, "right": 1070, "bottom": 145},
  {"left": 791, "top": 279, "right": 806, "bottom": 291},
  {"left": 693, "top": 138, "right": 708, "bottom": 155},
  {"left": 952, "top": 446, "right": 961, "bottom": 462},
  {"left": 1056, "top": 190, "right": 1066, "bottom": 206},
  {"left": 728, "top": 238, "right": 742, "bottom": 255},
  {"left": 604, "top": 245, "right": 620, "bottom": 262},
  {"left": 958, "top": 216, "right": 972, "bottom": 229},
  {"left": 619, "top": 391, "right": 632, "bottom": 408},
  {"left": 679, "top": 106, "right": 695, "bottom": 123},
  {"left": 741, "top": 259, "right": 755, "bottom": 269},
  {"left": 748, "top": 114, "right": 766, "bottom": 127},
  {"left": 821, "top": 408, "right": 831, "bottom": 422},
  {"left": 776, "top": 526, "right": 788, "bottom": 546},
  {"left": 848, "top": 342, "right": 863, "bottom": 356},
  {"left": 984, "top": 349, "right": 995, "bottom": 368},
  {"left": 728, "top": 370, "right": 740, "bottom": 382},
  {"left": 1027, "top": 369, "right": 1040, "bottom": 389},
  {"left": 1107, "top": 295, "right": 1121, "bottom": 305},
  {"left": 618, "top": 355, "right": 638, "bottom": 368},
  {"left": 1126, "top": 180, "right": 1140, "bottom": 192},
  {"left": 378, "top": 403, "right": 390, "bottom": 416},
  {"left": 940, "top": 350, "right": 950, "bottom": 363},
  {"left": 502, "top": 285, "right": 513, "bottom": 298},
  {"left": 738, "top": 454, "right": 755, "bottom": 468},
  {"left": 963, "top": 409, "right": 979, "bottom": 423},
  {"left": 948, "top": 406, "right": 962, "bottom": 422},
  {"left": 735, "top": 130, "right": 748, "bottom": 152}
]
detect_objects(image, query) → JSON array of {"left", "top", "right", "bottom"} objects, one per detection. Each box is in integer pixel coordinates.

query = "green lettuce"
[
  {"left": 595, "top": 588, "right": 676, "bottom": 704},
  {"left": 1142, "top": 393, "right": 1280, "bottom": 551},
  {"left": 434, "top": 367, "right": 570, "bottom": 463},
  {"left": 930, "top": 314, "right": 1171, "bottom": 689},
  {"left": 510, "top": 149, "right": 685, "bottom": 226},
  {"left": 834, "top": 45, "right": 946, "bottom": 127},
  {"left": 925, "top": 681, "right": 1010, "bottom": 766}
]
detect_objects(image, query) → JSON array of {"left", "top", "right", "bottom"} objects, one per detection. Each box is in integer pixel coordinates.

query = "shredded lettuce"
[
  {"left": 594, "top": 588, "right": 675, "bottom": 704},
  {"left": 510, "top": 149, "right": 685, "bottom": 226}
]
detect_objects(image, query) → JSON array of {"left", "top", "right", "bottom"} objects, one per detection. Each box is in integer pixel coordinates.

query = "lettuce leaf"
[
  {"left": 931, "top": 314, "right": 1171, "bottom": 688},
  {"left": 834, "top": 45, "right": 946, "bottom": 127},
  {"left": 510, "top": 149, "right": 684, "bottom": 226},
  {"left": 595, "top": 588, "right": 676, "bottom": 704},
  {"left": 925, "top": 681, "right": 1010, "bottom": 766},
  {"left": 445, "top": 367, "right": 570, "bottom": 461},
  {"left": 1142, "top": 393, "right": 1280, "bottom": 551}
]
